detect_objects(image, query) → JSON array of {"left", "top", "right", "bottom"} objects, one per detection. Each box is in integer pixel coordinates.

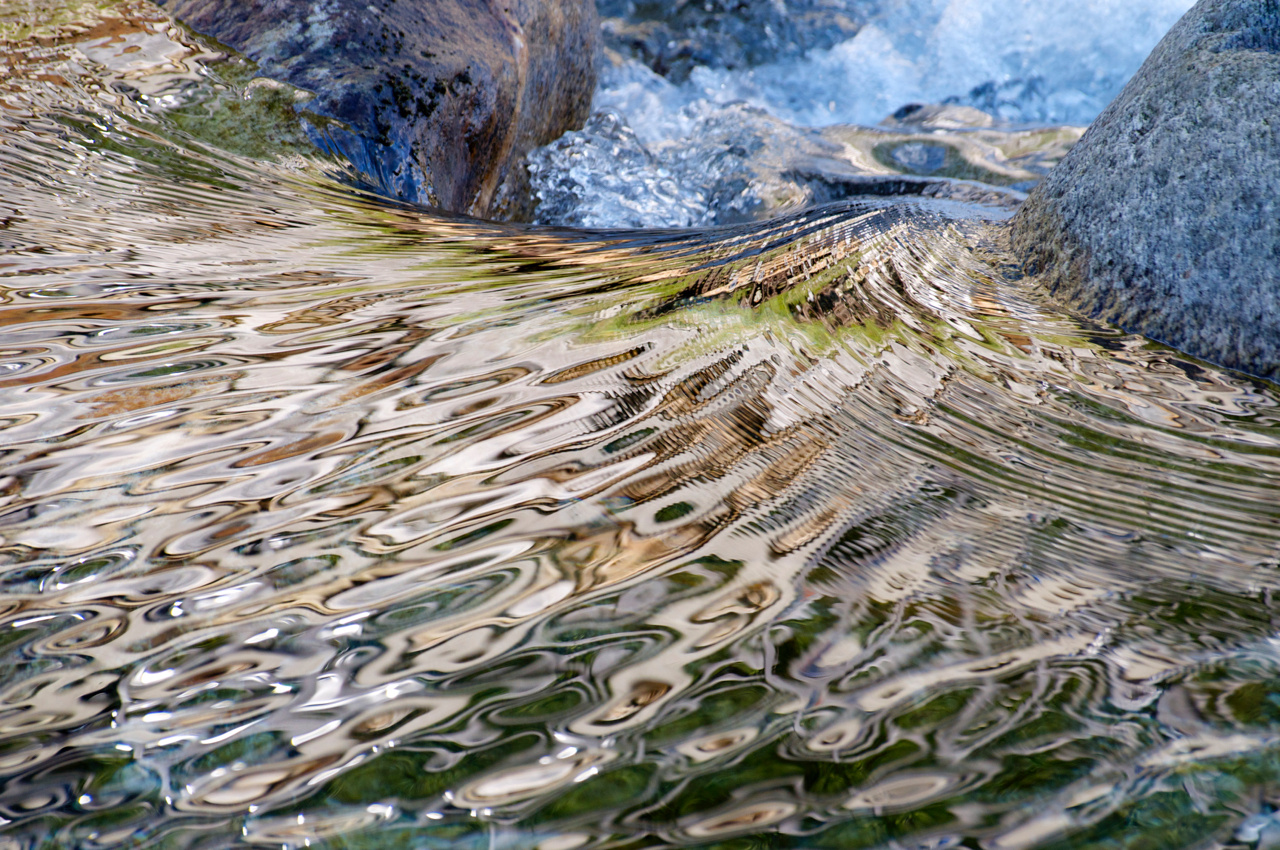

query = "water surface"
[{"left": 2, "top": 5, "right": 1280, "bottom": 850}]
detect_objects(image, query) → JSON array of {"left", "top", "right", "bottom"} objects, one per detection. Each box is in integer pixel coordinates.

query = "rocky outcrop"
[
  {"left": 160, "top": 0, "right": 598, "bottom": 219},
  {"left": 1010, "top": 0, "right": 1280, "bottom": 380}
]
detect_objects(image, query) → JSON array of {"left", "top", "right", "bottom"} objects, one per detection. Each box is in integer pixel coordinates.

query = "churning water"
[
  {"left": 529, "top": 0, "right": 1195, "bottom": 229},
  {"left": 2, "top": 3, "right": 1280, "bottom": 850}
]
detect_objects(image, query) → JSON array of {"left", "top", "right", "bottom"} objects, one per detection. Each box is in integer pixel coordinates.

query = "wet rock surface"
[
  {"left": 158, "top": 0, "right": 598, "bottom": 219},
  {"left": 1011, "top": 0, "right": 1280, "bottom": 380}
]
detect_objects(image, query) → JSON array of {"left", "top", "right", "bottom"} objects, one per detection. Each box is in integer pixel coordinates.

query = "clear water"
[{"left": 3, "top": 3, "right": 1280, "bottom": 850}]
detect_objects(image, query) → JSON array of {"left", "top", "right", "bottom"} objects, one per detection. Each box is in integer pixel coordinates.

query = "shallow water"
[{"left": 3, "top": 4, "right": 1280, "bottom": 850}]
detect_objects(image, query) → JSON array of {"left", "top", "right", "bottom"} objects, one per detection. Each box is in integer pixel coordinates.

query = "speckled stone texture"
[
  {"left": 160, "top": 0, "right": 598, "bottom": 219},
  {"left": 1010, "top": 0, "right": 1280, "bottom": 380}
]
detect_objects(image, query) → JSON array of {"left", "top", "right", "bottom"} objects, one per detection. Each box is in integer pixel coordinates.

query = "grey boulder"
[
  {"left": 160, "top": 0, "right": 598, "bottom": 219},
  {"left": 1010, "top": 0, "right": 1280, "bottom": 380}
]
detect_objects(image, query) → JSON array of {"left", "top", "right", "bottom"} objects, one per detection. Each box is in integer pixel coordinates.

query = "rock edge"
[
  {"left": 1010, "top": 0, "right": 1280, "bottom": 380},
  {"left": 160, "top": 0, "right": 598, "bottom": 220}
]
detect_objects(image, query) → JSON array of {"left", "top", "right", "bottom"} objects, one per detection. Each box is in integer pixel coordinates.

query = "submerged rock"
[
  {"left": 158, "top": 0, "right": 598, "bottom": 219},
  {"left": 1011, "top": 0, "right": 1280, "bottom": 379}
]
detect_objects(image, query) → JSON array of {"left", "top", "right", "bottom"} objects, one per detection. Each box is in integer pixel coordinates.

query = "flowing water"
[
  {"left": 3, "top": 3, "right": 1280, "bottom": 850},
  {"left": 530, "top": 0, "right": 1195, "bottom": 229}
]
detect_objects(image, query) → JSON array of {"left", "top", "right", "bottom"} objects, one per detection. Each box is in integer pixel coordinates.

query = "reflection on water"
[{"left": 3, "top": 4, "right": 1280, "bottom": 850}]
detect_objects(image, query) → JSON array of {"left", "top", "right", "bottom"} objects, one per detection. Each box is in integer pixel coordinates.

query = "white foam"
[
  {"left": 533, "top": 0, "right": 1198, "bottom": 228},
  {"left": 629, "top": 0, "right": 1196, "bottom": 134}
]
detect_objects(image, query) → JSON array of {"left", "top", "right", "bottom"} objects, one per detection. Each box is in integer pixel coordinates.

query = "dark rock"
[
  {"left": 1010, "top": 0, "right": 1280, "bottom": 380},
  {"left": 159, "top": 0, "right": 598, "bottom": 219},
  {"left": 598, "top": 0, "right": 863, "bottom": 82}
]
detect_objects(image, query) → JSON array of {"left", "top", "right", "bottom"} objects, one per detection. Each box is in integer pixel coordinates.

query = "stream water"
[{"left": 3, "top": 2, "right": 1280, "bottom": 850}]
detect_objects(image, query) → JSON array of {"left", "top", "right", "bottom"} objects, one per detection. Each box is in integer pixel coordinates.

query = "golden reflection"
[{"left": 0, "top": 10, "right": 1279, "bottom": 846}]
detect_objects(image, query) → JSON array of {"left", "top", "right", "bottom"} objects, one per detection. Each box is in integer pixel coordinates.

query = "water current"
[
  {"left": 2, "top": 3, "right": 1280, "bottom": 849},
  {"left": 529, "top": 0, "right": 1195, "bottom": 229}
]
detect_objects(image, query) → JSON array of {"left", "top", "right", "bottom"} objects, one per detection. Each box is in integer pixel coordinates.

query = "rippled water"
[{"left": 4, "top": 5, "right": 1280, "bottom": 850}]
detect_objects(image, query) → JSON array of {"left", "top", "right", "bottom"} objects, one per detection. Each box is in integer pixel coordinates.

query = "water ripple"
[{"left": 2, "top": 6, "right": 1280, "bottom": 849}]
